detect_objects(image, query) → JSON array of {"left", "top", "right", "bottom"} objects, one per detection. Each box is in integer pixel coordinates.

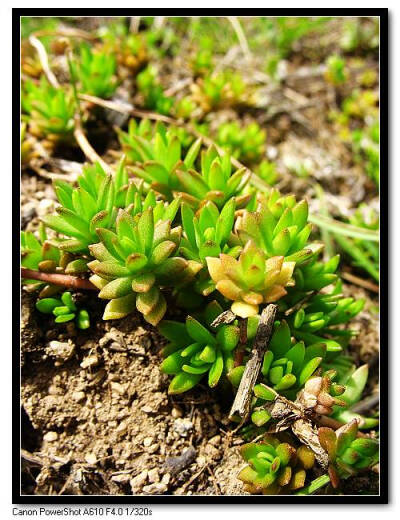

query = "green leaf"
[
  {"left": 138, "top": 208, "right": 154, "bottom": 255},
  {"left": 61, "top": 292, "right": 77, "bottom": 311},
  {"left": 298, "top": 357, "right": 323, "bottom": 387},
  {"left": 103, "top": 293, "right": 136, "bottom": 320},
  {"left": 216, "top": 325, "right": 240, "bottom": 352},
  {"left": 158, "top": 320, "right": 192, "bottom": 347},
  {"left": 254, "top": 383, "right": 276, "bottom": 401},
  {"left": 269, "top": 321, "right": 291, "bottom": 358},
  {"left": 251, "top": 409, "right": 271, "bottom": 427},
  {"left": 168, "top": 372, "right": 202, "bottom": 394},
  {"left": 77, "top": 309, "right": 90, "bottom": 329},
  {"left": 36, "top": 298, "right": 62, "bottom": 314},
  {"left": 186, "top": 316, "right": 217, "bottom": 345},
  {"left": 208, "top": 350, "right": 224, "bottom": 387}
]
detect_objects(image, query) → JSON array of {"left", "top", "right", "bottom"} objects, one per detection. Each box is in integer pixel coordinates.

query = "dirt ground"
[{"left": 20, "top": 16, "right": 380, "bottom": 496}]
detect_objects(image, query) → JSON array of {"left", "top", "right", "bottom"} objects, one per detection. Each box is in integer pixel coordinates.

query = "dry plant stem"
[
  {"left": 341, "top": 272, "right": 379, "bottom": 294},
  {"left": 229, "top": 304, "right": 277, "bottom": 421},
  {"left": 21, "top": 267, "right": 97, "bottom": 291},
  {"left": 316, "top": 415, "right": 367, "bottom": 438},
  {"left": 210, "top": 310, "right": 237, "bottom": 328},
  {"left": 29, "top": 35, "right": 60, "bottom": 88},
  {"left": 227, "top": 17, "right": 252, "bottom": 61},
  {"left": 73, "top": 119, "right": 112, "bottom": 174},
  {"left": 34, "top": 28, "right": 97, "bottom": 41}
]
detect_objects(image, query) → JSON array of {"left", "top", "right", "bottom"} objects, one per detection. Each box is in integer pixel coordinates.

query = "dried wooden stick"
[
  {"left": 210, "top": 310, "right": 236, "bottom": 328},
  {"left": 229, "top": 304, "right": 277, "bottom": 421},
  {"left": 73, "top": 119, "right": 113, "bottom": 174},
  {"left": 21, "top": 267, "right": 97, "bottom": 291},
  {"left": 29, "top": 35, "right": 59, "bottom": 88},
  {"left": 341, "top": 272, "right": 379, "bottom": 294},
  {"left": 227, "top": 17, "right": 252, "bottom": 61}
]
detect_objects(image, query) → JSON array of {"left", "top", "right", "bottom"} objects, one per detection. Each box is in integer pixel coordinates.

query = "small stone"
[
  {"left": 173, "top": 418, "right": 193, "bottom": 437},
  {"left": 143, "top": 437, "right": 153, "bottom": 447},
  {"left": 47, "top": 340, "right": 75, "bottom": 363},
  {"left": 209, "top": 435, "right": 221, "bottom": 446},
  {"left": 147, "top": 443, "right": 159, "bottom": 454},
  {"left": 161, "top": 473, "right": 170, "bottom": 485},
  {"left": 36, "top": 198, "right": 55, "bottom": 217},
  {"left": 196, "top": 455, "right": 206, "bottom": 466},
  {"left": 141, "top": 405, "right": 153, "bottom": 414},
  {"left": 111, "top": 473, "right": 131, "bottom": 484},
  {"left": 130, "top": 470, "right": 148, "bottom": 492},
  {"left": 43, "top": 431, "right": 58, "bottom": 442},
  {"left": 142, "top": 483, "right": 167, "bottom": 494},
  {"left": 148, "top": 468, "right": 159, "bottom": 483},
  {"left": 110, "top": 382, "right": 127, "bottom": 395},
  {"left": 85, "top": 453, "right": 97, "bottom": 465},
  {"left": 116, "top": 421, "right": 128, "bottom": 434},
  {"left": 171, "top": 406, "right": 183, "bottom": 418},
  {"left": 72, "top": 391, "right": 85, "bottom": 403},
  {"left": 80, "top": 355, "right": 99, "bottom": 369}
]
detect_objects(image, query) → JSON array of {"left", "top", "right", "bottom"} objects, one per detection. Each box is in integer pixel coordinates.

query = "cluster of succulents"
[
  {"left": 36, "top": 291, "right": 90, "bottom": 329},
  {"left": 136, "top": 66, "right": 174, "bottom": 115},
  {"left": 20, "top": 17, "right": 379, "bottom": 496},
  {"left": 22, "top": 77, "right": 75, "bottom": 137},
  {"left": 238, "top": 436, "right": 316, "bottom": 494},
  {"left": 214, "top": 121, "right": 267, "bottom": 165}
]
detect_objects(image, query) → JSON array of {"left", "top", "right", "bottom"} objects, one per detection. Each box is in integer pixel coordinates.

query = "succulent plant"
[
  {"left": 235, "top": 190, "right": 321, "bottom": 264},
  {"left": 329, "top": 365, "right": 379, "bottom": 429},
  {"left": 190, "top": 70, "right": 246, "bottom": 113},
  {"left": 36, "top": 291, "right": 90, "bottom": 329},
  {"left": 324, "top": 54, "right": 348, "bottom": 86},
  {"left": 129, "top": 127, "right": 251, "bottom": 208},
  {"left": 73, "top": 43, "right": 118, "bottom": 98},
  {"left": 215, "top": 120, "right": 266, "bottom": 164},
  {"left": 238, "top": 436, "right": 315, "bottom": 494},
  {"left": 21, "top": 227, "right": 88, "bottom": 297},
  {"left": 40, "top": 160, "right": 144, "bottom": 254},
  {"left": 207, "top": 242, "right": 295, "bottom": 317},
  {"left": 88, "top": 205, "right": 201, "bottom": 325},
  {"left": 159, "top": 301, "right": 240, "bottom": 394},
  {"left": 318, "top": 419, "right": 379, "bottom": 487},
  {"left": 255, "top": 160, "right": 278, "bottom": 186},
  {"left": 136, "top": 66, "right": 174, "bottom": 115},
  {"left": 22, "top": 77, "right": 75, "bottom": 137}
]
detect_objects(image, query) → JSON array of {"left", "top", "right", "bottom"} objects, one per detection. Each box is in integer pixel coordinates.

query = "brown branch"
[
  {"left": 229, "top": 304, "right": 277, "bottom": 421},
  {"left": 21, "top": 267, "right": 97, "bottom": 291},
  {"left": 316, "top": 415, "right": 368, "bottom": 438},
  {"left": 73, "top": 118, "right": 113, "bottom": 174},
  {"left": 210, "top": 310, "right": 236, "bottom": 328},
  {"left": 341, "top": 272, "right": 379, "bottom": 294}
]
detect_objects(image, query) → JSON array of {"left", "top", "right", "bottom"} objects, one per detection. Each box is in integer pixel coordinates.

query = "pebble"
[
  {"left": 161, "top": 473, "right": 170, "bottom": 485},
  {"left": 171, "top": 406, "right": 183, "bottom": 418},
  {"left": 47, "top": 340, "right": 75, "bottom": 363},
  {"left": 130, "top": 470, "right": 148, "bottom": 492},
  {"left": 208, "top": 435, "right": 221, "bottom": 446},
  {"left": 110, "top": 382, "right": 127, "bottom": 395},
  {"left": 72, "top": 391, "right": 86, "bottom": 403},
  {"left": 147, "top": 443, "right": 159, "bottom": 454},
  {"left": 21, "top": 202, "right": 36, "bottom": 227},
  {"left": 116, "top": 421, "right": 128, "bottom": 434},
  {"left": 173, "top": 418, "right": 193, "bottom": 437},
  {"left": 43, "top": 431, "right": 58, "bottom": 442},
  {"left": 85, "top": 453, "right": 97, "bottom": 465},
  {"left": 80, "top": 355, "right": 99, "bottom": 369},
  {"left": 111, "top": 473, "right": 131, "bottom": 484},
  {"left": 36, "top": 198, "right": 54, "bottom": 217},
  {"left": 148, "top": 468, "right": 159, "bottom": 483},
  {"left": 142, "top": 483, "right": 167, "bottom": 494},
  {"left": 143, "top": 437, "right": 153, "bottom": 447},
  {"left": 141, "top": 405, "right": 153, "bottom": 414}
]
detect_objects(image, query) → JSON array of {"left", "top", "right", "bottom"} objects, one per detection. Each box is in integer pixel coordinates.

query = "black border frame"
[{"left": 13, "top": 8, "right": 389, "bottom": 505}]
